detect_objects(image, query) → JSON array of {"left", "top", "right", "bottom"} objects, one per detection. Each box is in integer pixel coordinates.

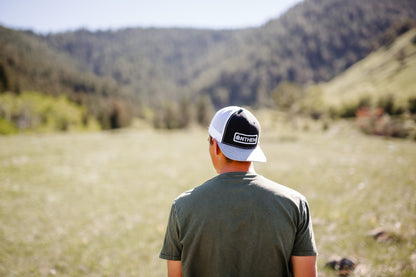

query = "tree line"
[{"left": 1, "top": 0, "right": 416, "bottom": 130}]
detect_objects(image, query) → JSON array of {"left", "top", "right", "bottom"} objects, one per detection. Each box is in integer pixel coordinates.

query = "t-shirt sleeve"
[
  {"left": 291, "top": 198, "right": 318, "bottom": 256},
  {"left": 159, "top": 203, "right": 182, "bottom": 260}
]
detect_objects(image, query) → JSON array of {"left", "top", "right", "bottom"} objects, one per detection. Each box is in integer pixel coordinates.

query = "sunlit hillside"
[{"left": 321, "top": 29, "right": 416, "bottom": 110}]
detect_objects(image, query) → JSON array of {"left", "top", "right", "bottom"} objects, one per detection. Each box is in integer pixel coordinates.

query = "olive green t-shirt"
[{"left": 160, "top": 172, "right": 317, "bottom": 276}]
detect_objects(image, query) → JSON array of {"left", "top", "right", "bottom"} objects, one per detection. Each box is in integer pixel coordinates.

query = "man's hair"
[{"left": 208, "top": 135, "right": 214, "bottom": 145}]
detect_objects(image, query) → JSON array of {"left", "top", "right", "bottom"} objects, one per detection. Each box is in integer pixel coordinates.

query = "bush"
[
  {"left": 0, "top": 118, "right": 17, "bottom": 135},
  {"left": 355, "top": 107, "right": 412, "bottom": 138},
  {"left": 408, "top": 97, "right": 416, "bottom": 114},
  {"left": 0, "top": 91, "right": 100, "bottom": 133},
  {"left": 377, "top": 94, "right": 403, "bottom": 115},
  {"left": 338, "top": 102, "right": 359, "bottom": 118},
  {"left": 336, "top": 96, "right": 373, "bottom": 118}
]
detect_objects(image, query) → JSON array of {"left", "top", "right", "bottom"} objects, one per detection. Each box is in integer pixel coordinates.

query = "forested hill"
[
  {"left": 1, "top": 0, "right": 416, "bottom": 128},
  {"left": 197, "top": 0, "right": 416, "bottom": 107},
  {"left": 45, "top": 28, "right": 237, "bottom": 104}
]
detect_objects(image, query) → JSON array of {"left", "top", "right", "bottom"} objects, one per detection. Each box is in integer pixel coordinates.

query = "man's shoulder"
[
  {"left": 174, "top": 175, "right": 220, "bottom": 204},
  {"left": 254, "top": 175, "right": 308, "bottom": 203},
  {"left": 173, "top": 173, "right": 308, "bottom": 209}
]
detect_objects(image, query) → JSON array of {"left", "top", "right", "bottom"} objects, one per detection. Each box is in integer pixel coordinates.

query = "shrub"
[
  {"left": 377, "top": 94, "right": 404, "bottom": 115},
  {"left": 0, "top": 118, "right": 17, "bottom": 135},
  {"left": 338, "top": 102, "right": 359, "bottom": 118},
  {"left": 336, "top": 96, "right": 373, "bottom": 119},
  {"left": 355, "top": 107, "right": 411, "bottom": 138},
  {"left": 0, "top": 91, "right": 99, "bottom": 133},
  {"left": 408, "top": 97, "right": 416, "bottom": 114}
]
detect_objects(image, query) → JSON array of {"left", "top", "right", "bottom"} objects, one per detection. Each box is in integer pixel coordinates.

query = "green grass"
[{"left": 1, "top": 119, "right": 416, "bottom": 276}]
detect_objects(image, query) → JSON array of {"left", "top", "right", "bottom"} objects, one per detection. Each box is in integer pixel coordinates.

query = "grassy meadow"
[{"left": 1, "top": 115, "right": 416, "bottom": 276}]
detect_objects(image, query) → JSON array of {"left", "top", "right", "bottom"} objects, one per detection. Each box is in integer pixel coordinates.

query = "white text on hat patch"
[{"left": 233, "top": 132, "right": 258, "bottom": 145}]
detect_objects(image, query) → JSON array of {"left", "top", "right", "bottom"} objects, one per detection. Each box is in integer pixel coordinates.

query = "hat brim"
[{"left": 218, "top": 142, "right": 267, "bottom": 163}]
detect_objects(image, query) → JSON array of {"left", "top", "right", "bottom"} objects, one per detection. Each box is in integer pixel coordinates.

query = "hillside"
[
  {"left": 0, "top": 27, "right": 139, "bottom": 128},
  {"left": 320, "top": 28, "right": 416, "bottom": 111},
  {"left": 42, "top": 0, "right": 416, "bottom": 108},
  {"left": 1, "top": 0, "right": 416, "bottom": 129},
  {"left": 44, "top": 28, "right": 236, "bottom": 104},
  {"left": 198, "top": 0, "right": 416, "bottom": 107}
]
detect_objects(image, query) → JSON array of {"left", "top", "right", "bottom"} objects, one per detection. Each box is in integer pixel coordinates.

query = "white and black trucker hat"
[{"left": 208, "top": 106, "right": 267, "bottom": 163}]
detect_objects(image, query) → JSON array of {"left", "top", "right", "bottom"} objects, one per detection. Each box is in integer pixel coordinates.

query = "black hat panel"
[{"left": 222, "top": 109, "right": 259, "bottom": 149}]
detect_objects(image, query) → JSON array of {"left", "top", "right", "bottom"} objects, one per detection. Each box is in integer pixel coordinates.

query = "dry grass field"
[{"left": 1, "top": 116, "right": 415, "bottom": 276}]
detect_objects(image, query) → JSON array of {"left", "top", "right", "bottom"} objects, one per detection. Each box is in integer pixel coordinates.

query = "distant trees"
[
  {"left": 153, "top": 101, "right": 188, "bottom": 130},
  {"left": 152, "top": 96, "right": 214, "bottom": 129},
  {"left": 196, "top": 94, "right": 215, "bottom": 127},
  {"left": 380, "top": 20, "right": 416, "bottom": 47},
  {"left": 271, "top": 82, "right": 325, "bottom": 120},
  {"left": 0, "top": 63, "right": 9, "bottom": 91},
  {"left": 1, "top": 0, "right": 416, "bottom": 130},
  {"left": 272, "top": 82, "right": 304, "bottom": 112}
]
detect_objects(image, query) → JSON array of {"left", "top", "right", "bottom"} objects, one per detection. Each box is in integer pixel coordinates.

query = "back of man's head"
[{"left": 208, "top": 106, "right": 266, "bottom": 163}]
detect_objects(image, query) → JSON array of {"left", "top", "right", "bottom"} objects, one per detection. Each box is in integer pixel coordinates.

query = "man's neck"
[{"left": 220, "top": 161, "right": 255, "bottom": 174}]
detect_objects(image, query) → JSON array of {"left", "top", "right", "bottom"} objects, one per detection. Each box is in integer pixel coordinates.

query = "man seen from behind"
[{"left": 160, "top": 106, "right": 318, "bottom": 276}]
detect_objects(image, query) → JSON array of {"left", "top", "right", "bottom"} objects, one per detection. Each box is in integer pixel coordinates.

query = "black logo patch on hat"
[
  {"left": 222, "top": 109, "right": 259, "bottom": 149},
  {"left": 233, "top": 132, "right": 258, "bottom": 145}
]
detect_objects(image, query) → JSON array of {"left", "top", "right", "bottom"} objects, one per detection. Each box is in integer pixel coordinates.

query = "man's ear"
[{"left": 214, "top": 139, "right": 221, "bottom": 155}]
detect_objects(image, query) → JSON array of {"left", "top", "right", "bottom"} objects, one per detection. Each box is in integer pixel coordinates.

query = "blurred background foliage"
[
  {"left": 0, "top": 92, "right": 100, "bottom": 134},
  {"left": 0, "top": 0, "right": 416, "bottom": 135}
]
